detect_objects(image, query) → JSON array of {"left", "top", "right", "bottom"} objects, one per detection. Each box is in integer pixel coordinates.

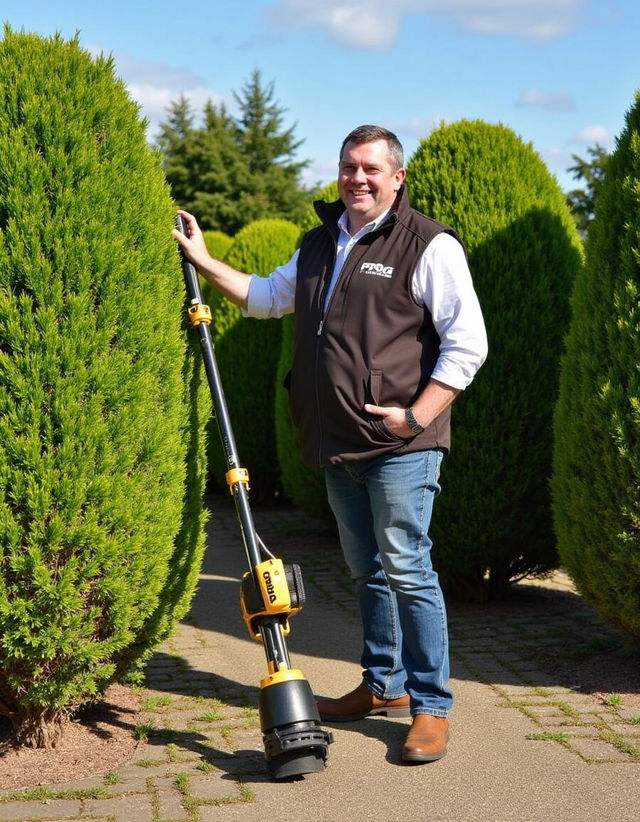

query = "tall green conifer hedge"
[
  {"left": 407, "top": 120, "right": 582, "bottom": 600},
  {"left": 0, "top": 29, "right": 209, "bottom": 747},
  {"left": 553, "top": 95, "right": 640, "bottom": 642},
  {"left": 201, "top": 218, "right": 299, "bottom": 501}
]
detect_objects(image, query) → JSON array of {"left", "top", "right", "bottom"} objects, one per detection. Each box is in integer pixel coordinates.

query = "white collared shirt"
[{"left": 245, "top": 210, "right": 487, "bottom": 390}]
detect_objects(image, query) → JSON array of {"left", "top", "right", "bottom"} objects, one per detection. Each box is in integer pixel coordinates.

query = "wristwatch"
[{"left": 405, "top": 407, "right": 424, "bottom": 435}]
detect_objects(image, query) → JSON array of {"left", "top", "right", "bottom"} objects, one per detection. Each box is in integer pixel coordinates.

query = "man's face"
[{"left": 338, "top": 139, "right": 406, "bottom": 232}]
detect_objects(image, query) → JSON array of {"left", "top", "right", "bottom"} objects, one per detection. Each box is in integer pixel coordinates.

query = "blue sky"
[{"left": 5, "top": 1, "right": 639, "bottom": 192}]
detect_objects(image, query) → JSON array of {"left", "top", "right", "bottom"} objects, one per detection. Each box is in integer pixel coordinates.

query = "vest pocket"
[
  {"left": 367, "top": 369, "right": 409, "bottom": 442},
  {"left": 368, "top": 369, "right": 383, "bottom": 404}
]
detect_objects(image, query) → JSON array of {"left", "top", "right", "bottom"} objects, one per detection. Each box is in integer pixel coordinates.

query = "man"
[{"left": 173, "top": 124, "right": 487, "bottom": 763}]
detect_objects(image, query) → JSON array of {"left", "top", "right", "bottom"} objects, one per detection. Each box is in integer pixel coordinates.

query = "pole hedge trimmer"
[{"left": 175, "top": 216, "right": 333, "bottom": 779}]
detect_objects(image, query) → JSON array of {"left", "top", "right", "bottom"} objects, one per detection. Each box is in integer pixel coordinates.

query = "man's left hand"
[{"left": 364, "top": 403, "right": 414, "bottom": 438}]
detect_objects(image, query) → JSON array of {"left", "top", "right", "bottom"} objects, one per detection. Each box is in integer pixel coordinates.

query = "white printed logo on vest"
[{"left": 360, "top": 261, "right": 394, "bottom": 278}]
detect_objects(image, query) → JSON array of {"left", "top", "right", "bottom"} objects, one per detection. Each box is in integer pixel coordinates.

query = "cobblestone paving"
[
  {"left": 254, "top": 503, "right": 640, "bottom": 766},
  {"left": 1, "top": 498, "right": 638, "bottom": 820}
]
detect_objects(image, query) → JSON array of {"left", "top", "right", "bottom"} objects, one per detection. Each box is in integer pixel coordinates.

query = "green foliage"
[
  {"left": 407, "top": 119, "right": 582, "bottom": 600},
  {"left": 565, "top": 144, "right": 610, "bottom": 236},
  {"left": 553, "top": 93, "right": 640, "bottom": 642},
  {"left": 202, "top": 219, "right": 299, "bottom": 502},
  {"left": 275, "top": 183, "right": 339, "bottom": 521},
  {"left": 202, "top": 229, "right": 233, "bottom": 261},
  {"left": 157, "top": 70, "right": 315, "bottom": 235},
  {"left": 0, "top": 28, "right": 209, "bottom": 746}
]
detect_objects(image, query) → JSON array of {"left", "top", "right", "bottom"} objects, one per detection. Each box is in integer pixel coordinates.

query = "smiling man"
[
  {"left": 174, "top": 124, "right": 488, "bottom": 764},
  {"left": 337, "top": 136, "right": 405, "bottom": 232}
]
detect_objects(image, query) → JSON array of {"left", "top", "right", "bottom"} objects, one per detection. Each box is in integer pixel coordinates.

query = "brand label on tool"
[{"left": 263, "top": 570, "right": 277, "bottom": 603}]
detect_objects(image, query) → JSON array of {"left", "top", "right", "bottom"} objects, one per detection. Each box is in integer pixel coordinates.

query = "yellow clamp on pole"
[
  {"left": 188, "top": 303, "right": 212, "bottom": 326},
  {"left": 226, "top": 467, "right": 250, "bottom": 493}
]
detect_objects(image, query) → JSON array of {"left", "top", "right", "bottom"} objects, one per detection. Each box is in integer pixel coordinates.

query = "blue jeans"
[{"left": 325, "top": 449, "right": 452, "bottom": 717}]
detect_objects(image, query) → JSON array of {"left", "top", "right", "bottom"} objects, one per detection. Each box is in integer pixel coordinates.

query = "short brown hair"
[{"left": 340, "top": 125, "right": 404, "bottom": 170}]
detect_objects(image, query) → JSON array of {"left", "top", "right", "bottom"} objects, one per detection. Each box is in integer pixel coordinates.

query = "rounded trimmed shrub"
[
  {"left": 203, "top": 229, "right": 233, "bottom": 261},
  {"left": 0, "top": 28, "right": 209, "bottom": 747},
  {"left": 201, "top": 218, "right": 299, "bottom": 502},
  {"left": 274, "top": 183, "right": 339, "bottom": 521},
  {"left": 407, "top": 120, "right": 582, "bottom": 600},
  {"left": 553, "top": 94, "right": 640, "bottom": 642}
]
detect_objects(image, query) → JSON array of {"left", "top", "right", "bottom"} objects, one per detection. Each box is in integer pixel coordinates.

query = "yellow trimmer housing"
[{"left": 240, "top": 558, "right": 305, "bottom": 641}]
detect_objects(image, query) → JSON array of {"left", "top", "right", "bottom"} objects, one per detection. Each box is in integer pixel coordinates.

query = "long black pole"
[{"left": 175, "top": 215, "right": 290, "bottom": 670}]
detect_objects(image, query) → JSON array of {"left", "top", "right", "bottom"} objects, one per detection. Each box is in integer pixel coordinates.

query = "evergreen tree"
[
  {"left": 553, "top": 94, "right": 640, "bottom": 643},
  {"left": 202, "top": 229, "right": 234, "bottom": 261},
  {"left": 407, "top": 120, "right": 582, "bottom": 600},
  {"left": 155, "top": 95, "right": 197, "bottom": 206},
  {"left": 0, "top": 28, "right": 209, "bottom": 747},
  {"left": 566, "top": 144, "right": 610, "bottom": 235},
  {"left": 157, "top": 70, "right": 314, "bottom": 234},
  {"left": 157, "top": 97, "right": 247, "bottom": 234}
]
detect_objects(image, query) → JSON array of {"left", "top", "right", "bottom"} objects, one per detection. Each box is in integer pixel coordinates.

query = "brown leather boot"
[
  {"left": 317, "top": 682, "right": 410, "bottom": 722},
  {"left": 402, "top": 714, "right": 449, "bottom": 762}
]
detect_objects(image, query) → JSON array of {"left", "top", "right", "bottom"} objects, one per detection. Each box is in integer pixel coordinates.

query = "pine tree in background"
[
  {"left": 0, "top": 28, "right": 209, "bottom": 747},
  {"left": 157, "top": 97, "right": 248, "bottom": 235},
  {"left": 565, "top": 144, "right": 610, "bottom": 236},
  {"left": 407, "top": 120, "right": 582, "bottom": 600},
  {"left": 157, "top": 70, "right": 315, "bottom": 234},
  {"left": 201, "top": 219, "right": 299, "bottom": 502},
  {"left": 275, "top": 183, "right": 339, "bottom": 521},
  {"left": 553, "top": 95, "right": 640, "bottom": 643}
]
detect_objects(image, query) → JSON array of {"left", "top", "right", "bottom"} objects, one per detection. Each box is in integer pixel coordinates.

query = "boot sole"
[{"left": 402, "top": 747, "right": 447, "bottom": 763}]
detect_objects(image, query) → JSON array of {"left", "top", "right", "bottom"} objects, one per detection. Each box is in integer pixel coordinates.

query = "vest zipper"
[{"left": 314, "top": 257, "right": 334, "bottom": 463}]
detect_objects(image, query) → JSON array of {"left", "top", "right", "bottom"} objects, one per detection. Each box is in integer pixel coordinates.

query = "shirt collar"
[{"left": 337, "top": 206, "right": 392, "bottom": 240}]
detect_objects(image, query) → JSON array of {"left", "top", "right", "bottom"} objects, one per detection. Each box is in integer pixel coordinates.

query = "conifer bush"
[
  {"left": 201, "top": 219, "right": 299, "bottom": 501},
  {"left": 407, "top": 120, "right": 582, "bottom": 599},
  {"left": 275, "top": 183, "right": 338, "bottom": 521},
  {"left": 203, "top": 229, "right": 233, "bottom": 261},
  {"left": 0, "top": 29, "right": 209, "bottom": 747},
  {"left": 553, "top": 95, "right": 640, "bottom": 642}
]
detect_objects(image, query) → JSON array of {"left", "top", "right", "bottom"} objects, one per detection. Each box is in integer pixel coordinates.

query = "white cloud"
[
  {"left": 302, "top": 157, "right": 338, "bottom": 188},
  {"left": 126, "top": 84, "right": 221, "bottom": 122},
  {"left": 269, "top": 0, "right": 587, "bottom": 46},
  {"left": 571, "top": 124, "right": 616, "bottom": 149},
  {"left": 516, "top": 89, "right": 575, "bottom": 112},
  {"left": 87, "top": 46, "right": 226, "bottom": 137},
  {"left": 396, "top": 115, "right": 448, "bottom": 136},
  {"left": 269, "top": 0, "right": 399, "bottom": 47},
  {"left": 453, "top": 0, "right": 583, "bottom": 39}
]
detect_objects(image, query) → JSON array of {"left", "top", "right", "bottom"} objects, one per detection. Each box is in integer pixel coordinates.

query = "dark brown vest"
[{"left": 289, "top": 185, "right": 460, "bottom": 466}]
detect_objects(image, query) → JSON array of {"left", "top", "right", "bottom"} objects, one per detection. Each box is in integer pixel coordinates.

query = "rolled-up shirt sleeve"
[
  {"left": 413, "top": 232, "right": 488, "bottom": 390},
  {"left": 244, "top": 249, "right": 300, "bottom": 319}
]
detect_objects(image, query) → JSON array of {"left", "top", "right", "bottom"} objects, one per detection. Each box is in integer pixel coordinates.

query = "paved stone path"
[{"left": 0, "top": 496, "right": 638, "bottom": 821}]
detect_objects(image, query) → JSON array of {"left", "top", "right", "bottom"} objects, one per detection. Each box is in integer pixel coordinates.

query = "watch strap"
[{"left": 405, "top": 407, "right": 424, "bottom": 435}]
